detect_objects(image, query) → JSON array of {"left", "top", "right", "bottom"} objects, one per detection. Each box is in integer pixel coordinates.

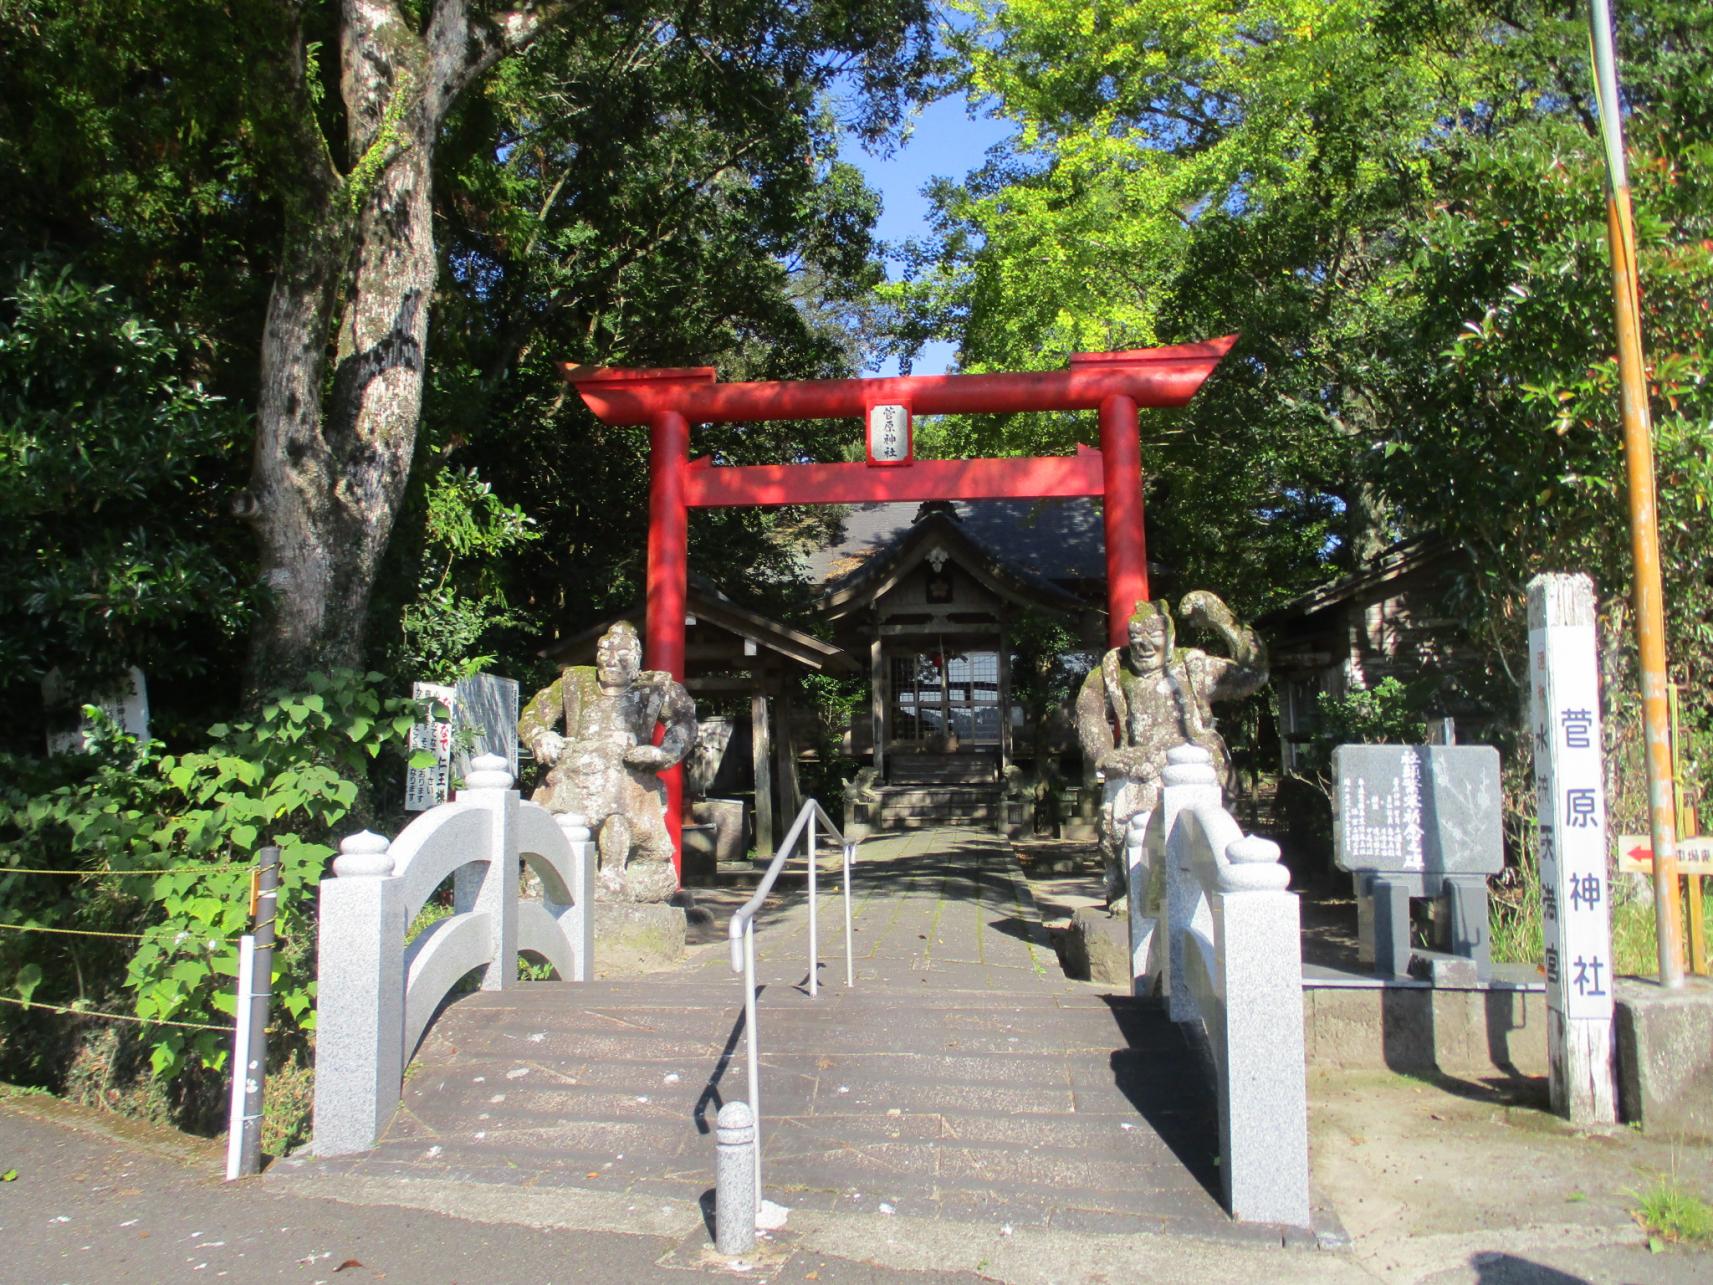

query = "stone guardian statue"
[
  {"left": 518, "top": 621, "right": 697, "bottom": 903},
  {"left": 1075, "top": 592, "right": 1267, "bottom": 899}
]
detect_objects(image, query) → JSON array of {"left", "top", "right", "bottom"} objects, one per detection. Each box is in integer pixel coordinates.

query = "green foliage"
[
  {"left": 1490, "top": 825, "right": 1710, "bottom": 973},
  {"left": 0, "top": 263, "right": 252, "bottom": 694},
  {"left": 899, "top": 1, "right": 1712, "bottom": 872},
  {"left": 2, "top": 0, "right": 941, "bottom": 712},
  {"left": 903, "top": 1, "right": 1711, "bottom": 619},
  {"left": 796, "top": 671, "right": 865, "bottom": 804},
  {"left": 1290, "top": 677, "right": 1431, "bottom": 784},
  {"left": 0, "top": 0, "right": 273, "bottom": 350},
  {"left": 0, "top": 672, "right": 419, "bottom": 1087},
  {"left": 1488, "top": 848, "right": 1545, "bottom": 968},
  {"left": 1313, "top": 679, "right": 1430, "bottom": 755},
  {"left": 1007, "top": 611, "right": 1090, "bottom": 789},
  {"left": 343, "top": 71, "right": 414, "bottom": 214},
  {"left": 420, "top": 0, "right": 941, "bottom": 643},
  {"left": 395, "top": 467, "right": 539, "bottom": 681}
]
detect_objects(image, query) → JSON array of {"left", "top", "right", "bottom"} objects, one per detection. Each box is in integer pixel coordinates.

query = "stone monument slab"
[
  {"left": 1333, "top": 744, "right": 1503, "bottom": 980},
  {"left": 1333, "top": 745, "right": 1503, "bottom": 877}
]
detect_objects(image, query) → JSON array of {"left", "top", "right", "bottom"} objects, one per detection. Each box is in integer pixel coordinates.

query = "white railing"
[
  {"left": 312, "top": 754, "right": 594, "bottom": 1156},
  {"left": 1126, "top": 744, "right": 1310, "bottom": 1230},
  {"left": 728, "top": 798, "right": 856, "bottom": 1220}
]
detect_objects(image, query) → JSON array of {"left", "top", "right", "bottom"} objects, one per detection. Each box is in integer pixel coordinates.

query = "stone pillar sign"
[{"left": 1526, "top": 573, "right": 1617, "bottom": 1124}]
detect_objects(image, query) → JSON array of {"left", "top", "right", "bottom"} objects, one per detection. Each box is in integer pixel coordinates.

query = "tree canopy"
[
  {"left": 0, "top": 0, "right": 938, "bottom": 735},
  {"left": 889, "top": 0, "right": 1711, "bottom": 729},
  {"left": 2, "top": 0, "right": 1709, "bottom": 760}
]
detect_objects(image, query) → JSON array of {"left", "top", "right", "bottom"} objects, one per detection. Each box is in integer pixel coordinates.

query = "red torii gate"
[{"left": 561, "top": 334, "right": 1235, "bottom": 873}]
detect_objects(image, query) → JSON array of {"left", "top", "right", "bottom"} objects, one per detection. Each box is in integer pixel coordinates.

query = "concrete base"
[
  {"left": 1616, "top": 975, "right": 1713, "bottom": 1138},
  {"left": 1058, "top": 819, "right": 1100, "bottom": 842},
  {"left": 1060, "top": 907, "right": 1130, "bottom": 986},
  {"left": 1302, "top": 982, "right": 1549, "bottom": 1079},
  {"left": 594, "top": 903, "right": 686, "bottom": 974}
]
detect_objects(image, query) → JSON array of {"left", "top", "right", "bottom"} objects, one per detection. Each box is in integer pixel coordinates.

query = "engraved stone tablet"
[{"left": 1332, "top": 744, "right": 1503, "bottom": 876}]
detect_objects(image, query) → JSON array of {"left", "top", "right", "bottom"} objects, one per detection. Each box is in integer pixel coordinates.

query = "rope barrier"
[
  {"left": 0, "top": 922, "right": 240, "bottom": 944},
  {"left": 0, "top": 863, "right": 247, "bottom": 877},
  {"left": 0, "top": 994, "right": 234, "bottom": 1032}
]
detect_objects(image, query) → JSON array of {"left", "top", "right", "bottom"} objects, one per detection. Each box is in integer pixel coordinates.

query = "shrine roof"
[
  {"left": 816, "top": 506, "right": 1090, "bottom": 620},
  {"left": 1257, "top": 534, "right": 1460, "bottom": 628},
  {"left": 803, "top": 497, "right": 1107, "bottom": 592},
  {"left": 541, "top": 583, "right": 855, "bottom": 674}
]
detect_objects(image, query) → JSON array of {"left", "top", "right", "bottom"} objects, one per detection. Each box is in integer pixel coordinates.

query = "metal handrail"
[{"left": 727, "top": 797, "right": 857, "bottom": 1219}]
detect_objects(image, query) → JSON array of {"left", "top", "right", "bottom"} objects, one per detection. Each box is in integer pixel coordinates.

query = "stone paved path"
[{"left": 275, "top": 829, "right": 1248, "bottom": 1242}]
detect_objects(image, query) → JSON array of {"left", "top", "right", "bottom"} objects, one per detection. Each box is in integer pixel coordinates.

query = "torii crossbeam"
[{"left": 561, "top": 334, "right": 1236, "bottom": 873}]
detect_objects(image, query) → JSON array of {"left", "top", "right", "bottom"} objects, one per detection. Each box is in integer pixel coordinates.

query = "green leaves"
[
  {"left": 909, "top": 2, "right": 1713, "bottom": 807},
  {"left": 13, "top": 963, "right": 42, "bottom": 1004},
  {"left": 0, "top": 262, "right": 252, "bottom": 686},
  {"left": 0, "top": 670, "right": 416, "bottom": 1081}
]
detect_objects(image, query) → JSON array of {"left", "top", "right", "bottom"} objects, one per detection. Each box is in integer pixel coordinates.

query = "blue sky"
[{"left": 845, "top": 95, "right": 1013, "bottom": 376}]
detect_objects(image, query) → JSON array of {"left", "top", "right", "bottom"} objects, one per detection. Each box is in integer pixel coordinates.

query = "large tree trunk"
[{"left": 244, "top": 0, "right": 561, "bottom": 693}]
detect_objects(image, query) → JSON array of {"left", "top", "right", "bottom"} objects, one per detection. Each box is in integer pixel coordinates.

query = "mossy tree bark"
[{"left": 245, "top": 1, "right": 564, "bottom": 692}]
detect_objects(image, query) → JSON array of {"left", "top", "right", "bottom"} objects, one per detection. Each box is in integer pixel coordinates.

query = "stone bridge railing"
[
  {"left": 313, "top": 754, "right": 593, "bottom": 1156},
  {"left": 1128, "top": 745, "right": 1310, "bottom": 1229}
]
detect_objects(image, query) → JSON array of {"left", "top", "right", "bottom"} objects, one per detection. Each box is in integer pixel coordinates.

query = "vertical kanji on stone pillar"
[{"left": 1528, "top": 572, "right": 1618, "bottom": 1124}]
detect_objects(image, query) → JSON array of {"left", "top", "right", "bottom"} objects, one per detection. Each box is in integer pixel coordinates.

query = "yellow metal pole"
[{"left": 1589, "top": 0, "right": 1683, "bottom": 986}]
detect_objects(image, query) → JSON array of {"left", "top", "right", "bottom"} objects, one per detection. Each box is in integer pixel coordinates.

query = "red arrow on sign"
[{"left": 1617, "top": 835, "right": 1713, "bottom": 873}]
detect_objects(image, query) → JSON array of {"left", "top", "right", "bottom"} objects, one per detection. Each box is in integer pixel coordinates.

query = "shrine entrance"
[
  {"left": 889, "top": 649, "right": 1002, "bottom": 750},
  {"left": 560, "top": 337, "right": 1236, "bottom": 871}
]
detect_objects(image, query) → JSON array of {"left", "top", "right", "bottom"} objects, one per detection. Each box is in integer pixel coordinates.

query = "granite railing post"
[
  {"left": 457, "top": 754, "right": 518, "bottom": 990},
  {"left": 313, "top": 831, "right": 405, "bottom": 1156},
  {"left": 556, "top": 812, "right": 595, "bottom": 981},
  {"left": 1160, "top": 745, "right": 1222, "bottom": 1023},
  {"left": 1213, "top": 833, "right": 1310, "bottom": 1228},
  {"left": 1125, "top": 809, "right": 1157, "bottom": 997}
]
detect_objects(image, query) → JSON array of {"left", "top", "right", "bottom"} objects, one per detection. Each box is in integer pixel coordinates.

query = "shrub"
[{"left": 0, "top": 670, "right": 430, "bottom": 1119}]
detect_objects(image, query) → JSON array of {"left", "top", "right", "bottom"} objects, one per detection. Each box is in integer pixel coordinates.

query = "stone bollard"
[
  {"left": 314, "top": 831, "right": 403, "bottom": 1155},
  {"left": 714, "top": 1101, "right": 757, "bottom": 1256}
]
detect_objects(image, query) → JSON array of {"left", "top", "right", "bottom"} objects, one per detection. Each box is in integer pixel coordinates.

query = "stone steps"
[
  {"left": 283, "top": 830, "right": 1249, "bottom": 1243},
  {"left": 873, "top": 783, "right": 1004, "bottom": 830},
  {"left": 885, "top": 751, "right": 999, "bottom": 785},
  {"left": 360, "top": 977, "right": 1228, "bottom": 1236}
]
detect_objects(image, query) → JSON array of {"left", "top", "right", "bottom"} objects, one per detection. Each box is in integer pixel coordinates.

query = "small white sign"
[
  {"left": 866, "top": 403, "right": 912, "bottom": 466},
  {"left": 405, "top": 682, "right": 455, "bottom": 812},
  {"left": 42, "top": 667, "right": 150, "bottom": 755},
  {"left": 1617, "top": 835, "right": 1713, "bottom": 875}
]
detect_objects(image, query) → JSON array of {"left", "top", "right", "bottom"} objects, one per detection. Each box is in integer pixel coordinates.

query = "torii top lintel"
[{"left": 559, "top": 334, "right": 1236, "bottom": 426}]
